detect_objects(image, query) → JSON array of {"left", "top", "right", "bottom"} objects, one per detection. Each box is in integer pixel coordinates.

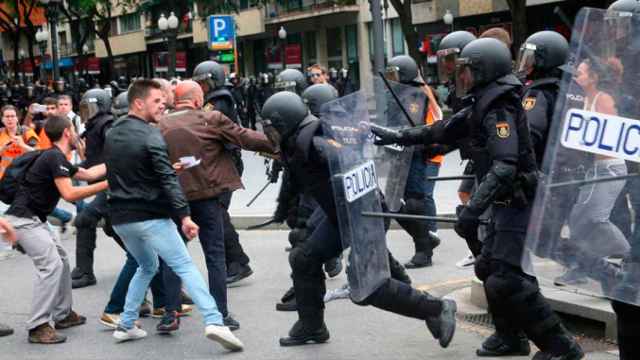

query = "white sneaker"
[
  {"left": 205, "top": 325, "right": 244, "bottom": 351},
  {"left": 113, "top": 325, "right": 147, "bottom": 342},
  {"left": 456, "top": 252, "right": 475, "bottom": 268},
  {"left": 324, "top": 283, "right": 350, "bottom": 302}
]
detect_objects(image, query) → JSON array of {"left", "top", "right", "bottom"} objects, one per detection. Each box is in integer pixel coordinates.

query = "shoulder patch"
[
  {"left": 408, "top": 102, "right": 420, "bottom": 114},
  {"left": 496, "top": 122, "right": 510, "bottom": 139},
  {"left": 522, "top": 97, "right": 536, "bottom": 111}
]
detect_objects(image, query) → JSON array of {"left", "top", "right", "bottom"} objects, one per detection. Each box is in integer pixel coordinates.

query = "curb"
[{"left": 230, "top": 214, "right": 456, "bottom": 230}]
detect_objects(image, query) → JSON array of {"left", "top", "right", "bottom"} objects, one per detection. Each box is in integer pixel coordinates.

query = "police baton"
[
  {"left": 246, "top": 180, "right": 271, "bottom": 207},
  {"left": 548, "top": 173, "right": 639, "bottom": 189},
  {"left": 427, "top": 175, "right": 475, "bottom": 181},
  {"left": 361, "top": 211, "right": 489, "bottom": 225},
  {"left": 377, "top": 73, "right": 416, "bottom": 127},
  {"left": 246, "top": 218, "right": 278, "bottom": 230}
]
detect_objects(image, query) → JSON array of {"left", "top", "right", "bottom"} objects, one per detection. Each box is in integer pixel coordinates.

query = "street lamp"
[
  {"left": 158, "top": 12, "right": 179, "bottom": 78},
  {"left": 18, "top": 49, "right": 25, "bottom": 84},
  {"left": 443, "top": 9, "right": 454, "bottom": 32},
  {"left": 36, "top": 28, "right": 48, "bottom": 82},
  {"left": 278, "top": 26, "right": 287, "bottom": 70},
  {"left": 39, "top": 0, "right": 62, "bottom": 82}
]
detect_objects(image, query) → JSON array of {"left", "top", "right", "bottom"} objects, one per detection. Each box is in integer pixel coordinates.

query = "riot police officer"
[
  {"left": 261, "top": 91, "right": 456, "bottom": 348},
  {"left": 385, "top": 55, "right": 441, "bottom": 269},
  {"left": 193, "top": 60, "right": 252, "bottom": 284},
  {"left": 71, "top": 88, "right": 115, "bottom": 289},
  {"left": 437, "top": 31, "right": 477, "bottom": 112},
  {"left": 111, "top": 91, "right": 128, "bottom": 118},
  {"left": 373, "top": 38, "right": 584, "bottom": 359}
]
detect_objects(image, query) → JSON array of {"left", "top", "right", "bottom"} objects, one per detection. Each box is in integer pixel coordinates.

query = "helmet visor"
[
  {"left": 454, "top": 59, "right": 475, "bottom": 98},
  {"left": 79, "top": 99, "right": 99, "bottom": 123},
  {"left": 437, "top": 48, "right": 460, "bottom": 84},
  {"left": 274, "top": 80, "right": 297, "bottom": 93},
  {"left": 515, "top": 43, "right": 538, "bottom": 78},
  {"left": 384, "top": 65, "right": 401, "bottom": 82},
  {"left": 260, "top": 119, "right": 282, "bottom": 152}
]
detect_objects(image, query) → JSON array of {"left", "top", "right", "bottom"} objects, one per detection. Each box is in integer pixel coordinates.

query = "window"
[
  {"left": 304, "top": 31, "right": 317, "bottom": 66},
  {"left": 107, "top": 18, "right": 118, "bottom": 36},
  {"left": 326, "top": 27, "right": 343, "bottom": 69},
  {"left": 120, "top": 13, "right": 141, "bottom": 33},
  {"left": 391, "top": 18, "right": 405, "bottom": 56}
]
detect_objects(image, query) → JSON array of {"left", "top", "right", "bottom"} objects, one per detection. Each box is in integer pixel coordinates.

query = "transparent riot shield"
[
  {"left": 319, "top": 90, "right": 390, "bottom": 302},
  {"left": 523, "top": 7, "right": 640, "bottom": 305},
  {"left": 369, "top": 78, "right": 427, "bottom": 212}
]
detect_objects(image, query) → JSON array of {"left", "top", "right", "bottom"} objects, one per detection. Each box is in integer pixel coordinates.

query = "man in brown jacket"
[{"left": 158, "top": 80, "right": 275, "bottom": 332}]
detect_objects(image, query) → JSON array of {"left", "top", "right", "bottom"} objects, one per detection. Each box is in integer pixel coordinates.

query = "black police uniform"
[
  {"left": 281, "top": 117, "right": 447, "bottom": 344},
  {"left": 73, "top": 112, "right": 115, "bottom": 284},
  {"left": 203, "top": 89, "right": 252, "bottom": 279}
]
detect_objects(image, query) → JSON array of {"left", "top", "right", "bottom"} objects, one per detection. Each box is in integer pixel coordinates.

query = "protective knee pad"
[
  {"left": 74, "top": 209, "right": 100, "bottom": 228},
  {"left": 288, "top": 246, "right": 325, "bottom": 280},
  {"left": 474, "top": 255, "right": 491, "bottom": 281},
  {"left": 288, "top": 228, "right": 308, "bottom": 248}
]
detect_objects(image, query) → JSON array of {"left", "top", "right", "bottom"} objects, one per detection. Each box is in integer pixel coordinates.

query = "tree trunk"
[
  {"left": 508, "top": 0, "right": 527, "bottom": 51},
  {"left": 388, "top": 0, "right": 425, "bottom": 74}
]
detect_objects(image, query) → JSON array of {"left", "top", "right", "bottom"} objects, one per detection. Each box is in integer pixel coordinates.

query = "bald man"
[{"left": 157, "top": 80, "right": 276, "bottom": 332}]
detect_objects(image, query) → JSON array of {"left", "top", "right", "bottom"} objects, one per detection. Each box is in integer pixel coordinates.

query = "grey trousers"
[{"left": 6, "top": 215, "right": 73, "bottom": 330}]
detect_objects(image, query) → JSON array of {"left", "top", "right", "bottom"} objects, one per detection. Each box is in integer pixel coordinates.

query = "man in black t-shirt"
[{"left": 3, "top": 115, "right": 108, "bottom": 345}]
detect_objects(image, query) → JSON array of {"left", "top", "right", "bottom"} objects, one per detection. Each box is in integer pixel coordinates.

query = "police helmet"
[
  {"left": 455, "top": 38, "right": 512, "bottom": 96},
  {"left": 516, "top": 31, "right": 569, "bottom": 78},
  {"left": 192, "top": 60, "right": 226, "bottom": 90},
  {"left": 437, "top": 31, "right": 477, "bottom": 83},
  {"left": 608, "top": 0, "right": 640, "bottom": 12},
  {"left": 274, "top": 69, "right": 307, "bottom": 94},
  {"left": 111, "top": 91, "right": 129, "bottom": 117},
  {"left": 386, "top": 55, "right": 422, "bottom": 84},
  {"left": 80, "top": 88, "right": 112, "bottom": 122},
  {"left": 301, "top": 83, "right": 338, "bottom": 116},
  {"left": 260, "top": 91, "right": 309, "bottom": 145}
]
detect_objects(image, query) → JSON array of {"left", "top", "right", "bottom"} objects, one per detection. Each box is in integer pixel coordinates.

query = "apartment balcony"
[{"left": 265, "top": 0, "right": 359, "bottom": 24}]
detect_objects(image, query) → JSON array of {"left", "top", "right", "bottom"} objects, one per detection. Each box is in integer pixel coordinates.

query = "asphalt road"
[{"left": 0, "top": 227, "right": 618, "bottom": 360}]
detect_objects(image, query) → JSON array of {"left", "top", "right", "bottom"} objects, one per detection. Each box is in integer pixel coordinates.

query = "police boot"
[
  {"left": 477, "top": 331, "right": 531, "bottom": 357},
  {"left": 389, "top": 251, "right": 412, "bottom": 285},
  {"left": 397, "top": 199, "right": 434, "bottom": 269},
  {"left": 279, "top": 310, "right": 329, "bottom": 347},
  {"left": 531, "top": 342, "right": 584, "bottom": 360},
  {"left": 276, "top": 286, "right": 297, "bottom": 312},
  {"left": 423, "top": 297, "right": 457, "bottom": 348}
]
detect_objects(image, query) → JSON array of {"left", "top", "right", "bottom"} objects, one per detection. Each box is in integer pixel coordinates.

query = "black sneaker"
[
  {"left": 276, "top": 297, "right": 297, "bottom": 312},
  {"left": 405, "top": 252, "right": 433, "bottom": 269},
  {"left": 435, "top": 299, "right": 456, "bottom": 348},
  {"left": 226, "top": 263, "right": 253, "bottom": 285},
  {"left": 72, "top": 273, "right": 97, "bottom": 289},
  {"left": 477, "top": 331, "right": 531, "bottom": 357},
  {"left": 156, "top": 311, "right": 180, "bottom": 333},
  {"left": 0, "top": 323, "right": 13, "bottom": 337},
  {"left": 223, "top": 315, "right": 240, "bottom": 331},
  {"left": 71, "top": 267, "right": 84, "bottom": 280},
  {"left": 279, "top": 321, "right": 330, "bottom": 347}
]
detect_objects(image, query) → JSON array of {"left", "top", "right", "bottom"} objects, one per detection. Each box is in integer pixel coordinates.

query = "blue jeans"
[
  {"left": 104, "top": 249, "right": 166, "bottom": 314},
  {"left": 50, "top": 207, "right": 72, "bottom": 224},
  {"left": 114, "top": 218, "right": 223, "bottom": 329},
  {"left": 424, "top": 162, "right": 440, "bottom": 233}
]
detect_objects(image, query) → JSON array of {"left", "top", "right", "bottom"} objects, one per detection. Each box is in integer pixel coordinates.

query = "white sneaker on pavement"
[
  {"left": 113, "top": 325, "right": 147, "bottom": 342},
  {"left": 205, "top": 325, "right": 244, "bottom": 351},
  {"left": 456, "top": 252, "right": 475, "bottom": 268}
]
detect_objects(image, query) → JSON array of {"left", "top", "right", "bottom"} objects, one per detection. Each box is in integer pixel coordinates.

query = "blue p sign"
[{"left": 209, "top": 15, "right": 235, "bottom": 41}]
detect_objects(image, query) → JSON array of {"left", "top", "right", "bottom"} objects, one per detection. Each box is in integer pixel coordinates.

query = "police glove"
[
  {"left": 454, "top": 205, "right": 482, "bottom": 241},
  {"left": 370, "top": 124, "right": 402, "bottom": 145}
]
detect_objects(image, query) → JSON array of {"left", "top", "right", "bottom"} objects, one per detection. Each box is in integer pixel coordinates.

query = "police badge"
[
  {"left": 496, "top": 122, "right": 510, "bottom": 138},
  {"left": 523, "top": 97, "right": 536, "bottom": 111}
]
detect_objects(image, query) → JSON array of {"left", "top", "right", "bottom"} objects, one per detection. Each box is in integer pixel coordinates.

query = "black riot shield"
[{"left": 320, "top": 90, "right": 390, "bottom": 302}]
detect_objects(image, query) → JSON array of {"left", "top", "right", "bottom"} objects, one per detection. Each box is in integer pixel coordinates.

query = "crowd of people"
[{"left": 0, "top": 1, "right": 639, "bottom": 359}]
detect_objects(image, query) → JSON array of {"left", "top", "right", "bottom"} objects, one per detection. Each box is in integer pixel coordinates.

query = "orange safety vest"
[
  {"left": 37, "top": 127, "right": 52, "bottom": 150},
  {"left": 422, "top": 85, "right": 444, "bottom": 165},
  {"left": 0, "top": 127, "right": 39, "bottom": 179}
]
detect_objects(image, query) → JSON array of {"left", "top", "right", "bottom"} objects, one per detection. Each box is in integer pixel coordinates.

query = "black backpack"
[{"left": 0, "top": 150, "right": 44, "bottom": 204}]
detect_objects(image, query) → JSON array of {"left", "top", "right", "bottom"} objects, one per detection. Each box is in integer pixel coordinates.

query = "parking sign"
[{"left": 208, "top": 15, "right": 235, "bottom": 51}]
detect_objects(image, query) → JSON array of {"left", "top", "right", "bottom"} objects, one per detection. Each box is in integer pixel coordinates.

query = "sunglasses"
[{"left": 310, "top": 73, "right": 322, "bottom": 78}]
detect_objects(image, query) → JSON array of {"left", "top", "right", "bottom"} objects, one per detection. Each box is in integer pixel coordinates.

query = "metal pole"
[
  {"left": 39, "top": 43, "right": 47, "bottom": 81},
  {"left": 49, "top": 3, "right": 60, "bottom": 82},
  {"left": 168, "top": 30, "right": 176, "bottom": 78},
  {"left": 370, "top": 0, "right": 387, "bottom": 125}
]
